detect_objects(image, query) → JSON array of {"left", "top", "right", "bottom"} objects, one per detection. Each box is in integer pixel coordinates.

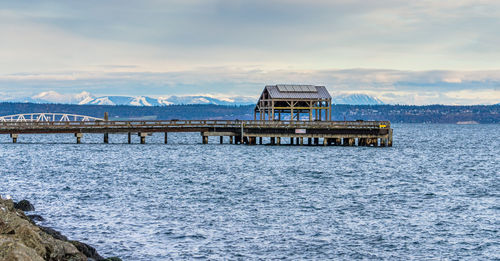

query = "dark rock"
[
  {"left": 14, "top": 199, "right": 35, "bottom": 211},
  {"left": 70, "top": 240, "right": 105, "bottom": 261},
  {"left": 39, "top": 226, "right": 68, "bottom": 241},
  {"left": 27, "top": 214, "right": 45, "bottom": 222},
  {"left": 1, "top": 198, "right": 86, "bottom": 260}
]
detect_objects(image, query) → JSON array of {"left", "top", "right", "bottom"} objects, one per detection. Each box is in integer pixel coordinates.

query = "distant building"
[{"left": 254, "top": 84, "right": 332, "bottom": 121}]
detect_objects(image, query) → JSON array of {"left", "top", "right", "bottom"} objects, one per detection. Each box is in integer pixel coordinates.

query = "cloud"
[
  {"left": 0, "top": 1, "right": 499, "bottom": 105},
  {"left": 1, "top": 0, "right": 500, "bottom": 73},
  {"left": 0, "top": 68, "right": 499, "bottom": 105}
]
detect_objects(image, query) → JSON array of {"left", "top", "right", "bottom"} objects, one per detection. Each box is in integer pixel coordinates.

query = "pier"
[
  {"left": 0, "top": 117, "right": 392, "bottom": 147},
  {"left": 0, "top": 85, "right": 394, "bottom": 146}
]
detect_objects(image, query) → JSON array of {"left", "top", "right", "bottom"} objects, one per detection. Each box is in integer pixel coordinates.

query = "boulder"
[
  {"left": 70, "top": 240, "right": 104, "bottom": 261},
  {"left": 27, "top": 214, "right": 45, "bottom": 222},
  {"left": 2, "top": 198, "right": 122, "bottom": 261},
  {"left": 1, "top": 198, "right": 86, "bottom": 260},
  {"left": 39, "top": 226, "right": 68, "bottom": 241},
  {"left": 14, "top": 199, "right": 35, "bottom": 212}
]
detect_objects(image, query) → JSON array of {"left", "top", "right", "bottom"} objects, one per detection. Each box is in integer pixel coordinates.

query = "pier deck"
[{"left": 0, "top": 120, "right": 393, "bottom": 146}]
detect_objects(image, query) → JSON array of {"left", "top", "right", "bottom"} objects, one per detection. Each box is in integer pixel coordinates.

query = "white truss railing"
[{"left": 0, "top": 113, "right": 104, "bottom": 122}]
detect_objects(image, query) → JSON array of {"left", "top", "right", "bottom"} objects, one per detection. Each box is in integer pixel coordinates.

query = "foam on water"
[{"left": 0, "top": 124, "right": 499, "bottom": 260}]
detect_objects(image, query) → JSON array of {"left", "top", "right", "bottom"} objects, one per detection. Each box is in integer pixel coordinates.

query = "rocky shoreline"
[{"left": 0, "top": 197, "right": 121, "bottom": 261}]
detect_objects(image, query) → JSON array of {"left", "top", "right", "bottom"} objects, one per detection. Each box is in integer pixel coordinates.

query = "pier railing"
[{"left": 0, "top": 120, "right": 390, "bottom": 129}]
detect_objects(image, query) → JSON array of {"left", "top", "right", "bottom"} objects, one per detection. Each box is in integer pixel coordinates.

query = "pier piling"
[
  {"left": 75, "top": 133, "right": 83, "bottom": 144},
  {"left": 139, "top": 132, "right": 148, "bottom": 144},
  {"left": 10, "top": 133, "right": 18, "bottom": 143}
]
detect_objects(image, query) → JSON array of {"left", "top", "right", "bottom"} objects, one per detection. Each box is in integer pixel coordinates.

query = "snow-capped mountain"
[
  {"left": 33, "top": 91, "right": 94, "bottom": 104},
  {"left": 332, "top": 94, "right": 384, "bottom": 105},
  {"left": 2, "top": 91, "right": 385, "bottom": 106},
  {"left": 80, "top": 96, "right": 172, "bottom": 106}
]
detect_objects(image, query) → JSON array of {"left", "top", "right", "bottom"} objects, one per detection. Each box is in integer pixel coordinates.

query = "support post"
[
  {"left": 240, "top": 122, "right": 244, "bottom": 143},
  {"left": 220, "top": 136, "right": 223, "bottom": 144},
  {"left": 308, "top": 137, "right": 312, "bottom": 145},
  {"left": 290, "top": 137, "right": 294, "bottom": 145},
  {"left": 276, "top": 137, "right": 281, "bottom": 145},
  {"left": 128, "top": 132, "right": 132, "bottom": 144},
  {"left": 75, "top": 133, "right": 83, "bottom": 144},
  {"left": 388, "top": 129, "right": 393, "bottom": 147},
  {"left": 323, "top": 138, "right": 328, "bottom": 146},
  {"left": 202, "top": 135, "right": 208, "bottom": 144},
  {"left": 139, "top": 132, "right": 148, "bottom": 144},
  {"left": 164, "top": 132, "right": 168, "bottom": 144},
  {"left": 314, "top": 138, "right": 319, "bottom": 145},
  {"left": 104, "top": 112, "right": 109, "bottom": 144},
  {"left": 230, "top": 136, "right": 234, "bottom": 144},
  {"left": 271, "top": 137, "right": 275, "bottom": 145},
  {"left": 10, "top": 134, "right": 18, "bottom": 143},
  {"left": 300, "top": 137, "right": 304, "bottom": 145},
  {"left": 259, "top": 137, "right": 263, "bottom": 145}
]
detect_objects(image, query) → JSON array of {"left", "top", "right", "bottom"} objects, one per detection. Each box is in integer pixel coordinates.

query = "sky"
[{"left": 0, "top": 0, "right": 499, "bottom": 105}]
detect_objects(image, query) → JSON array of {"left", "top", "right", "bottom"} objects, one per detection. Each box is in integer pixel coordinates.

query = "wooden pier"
[{"left": 0, "top": 119, "right": 393, "bottom": 147}]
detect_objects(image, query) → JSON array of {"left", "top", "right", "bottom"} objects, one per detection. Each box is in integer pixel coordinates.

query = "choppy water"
[{"left": 0, "top": 124, "right": 498, "bottom": 260}]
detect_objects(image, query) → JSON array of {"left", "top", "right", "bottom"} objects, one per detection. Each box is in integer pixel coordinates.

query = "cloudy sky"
[{"left": 1, "top": 0, "right": 499, "bottom": 104}]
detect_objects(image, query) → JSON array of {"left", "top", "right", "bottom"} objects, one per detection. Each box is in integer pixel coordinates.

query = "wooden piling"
[
  {"left": 75, "top": 133, "right": 83, "bottom": 144},
  {"left": 220, "top": 136, "right": 223, "bottom": 144},
  {"left": 128, "top": 132, "right": 132, "bottom": 144},
  {"left": 139, "top": 132, "right": 148, "bottom": 144},
  {"left": 230, "top": 136, "right": 234, "bottom": 144},
  {"left": 104, "top": 112, "right": 109, "bottom": 144},
  {"left": 10, "top": 133, "right": 18, "bottom": 143},
  {"left": 314, "top": 138, "right": 319, "bottom": 145},
  {"left": 164, "top": 132, "right": 168, "bottom": 144},
  {"left": 388, "top": 129, "right": 393, "bottom": 147},
  {"left": 290, "top": 137, "right": 294, "bottom": 145}
]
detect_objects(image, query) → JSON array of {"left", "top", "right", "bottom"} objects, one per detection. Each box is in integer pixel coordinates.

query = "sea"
[{"left": 0, "top": 124, "right": 498, "bottom": 260}]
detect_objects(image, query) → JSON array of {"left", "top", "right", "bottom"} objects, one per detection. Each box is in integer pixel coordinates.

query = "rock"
[
  {"left": 0, "top": 237, "right": 44, "bottom": 261},
  {"left": 39, "top": 226, "right": 68, "bottom": 241},
  {"left": 27, "top": 214, "right": 45, "bottom": 222},
  {"left": 70, "top": 240, "right": 105, "bottom": 261},
  {"left": 14, "top": 199, "right": 35, "bottom": 212},
  {"left": 1, "top": 198, "right": 86, "bottom": 261}
]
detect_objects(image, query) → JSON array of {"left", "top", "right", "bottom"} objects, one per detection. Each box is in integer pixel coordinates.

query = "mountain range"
[{"left": 2, "top": 91, "right": 385, "bottom": 106}]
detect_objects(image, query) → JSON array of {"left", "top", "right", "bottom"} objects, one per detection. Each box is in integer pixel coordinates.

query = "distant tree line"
[{"left": 0, "top": 102, "right": 499, "bottom": 123}]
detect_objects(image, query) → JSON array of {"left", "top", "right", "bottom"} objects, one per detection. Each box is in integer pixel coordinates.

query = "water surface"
[{"left": 0, "top": 124, "right": 498, "bottom": 260}]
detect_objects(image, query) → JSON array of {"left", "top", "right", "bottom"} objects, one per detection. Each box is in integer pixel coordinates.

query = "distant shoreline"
[{"left": 0, "top": 102, "right": 499, "bottom": 124}]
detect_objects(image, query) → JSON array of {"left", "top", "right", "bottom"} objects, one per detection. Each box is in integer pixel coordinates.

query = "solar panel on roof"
[{"left": 276, "top": 85, "right": 318, "bottom": 93}]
